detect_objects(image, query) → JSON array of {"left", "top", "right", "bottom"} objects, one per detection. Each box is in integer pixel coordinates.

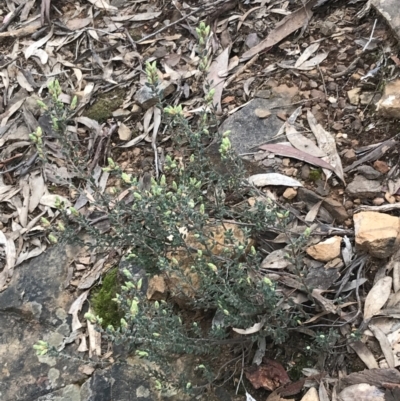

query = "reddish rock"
[{"left": 373, "top": 160, "right": 390, "bottom": 174}]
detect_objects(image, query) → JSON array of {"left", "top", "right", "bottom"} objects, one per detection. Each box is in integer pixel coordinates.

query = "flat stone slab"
[
  {"left": 372, "top": 0, "right": 400, "bottom": 40},
  {"left": 219, "top": 84, "right": 299, "bottom": 155}
]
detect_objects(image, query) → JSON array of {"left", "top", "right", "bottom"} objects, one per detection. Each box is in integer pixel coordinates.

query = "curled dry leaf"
[
  {"left": 364, "top": 276, "right": 392, "bottom": 320},
  {"left": 245, "top": 358, "right": 290, "bottom": 391},
  {"left": 0, "top": 231, "right": 16, "bottom": 291},
  {"left": 248, "top": 173, "right": 303, "bottom": 187},
  {"left": 69, "top": 290, "right": 89, "bottom": 332},
  {"left": 233, "top": 322, "right": 263, "bottom": 335},
  {"left": 25, "top": 26, "right": 53, "bottom": 60}
]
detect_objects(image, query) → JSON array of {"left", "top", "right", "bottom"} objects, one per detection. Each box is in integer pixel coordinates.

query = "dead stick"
[{"left": 0, "top": 3, "right": 24, "bottom": 33}]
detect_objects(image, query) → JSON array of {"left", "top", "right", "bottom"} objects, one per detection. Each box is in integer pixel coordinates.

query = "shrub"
[{"left": 34, "top": 23, "right": 317, "bottom": 394}]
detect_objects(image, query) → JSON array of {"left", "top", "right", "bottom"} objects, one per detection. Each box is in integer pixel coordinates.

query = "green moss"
[
  {"left": 91, "top": 268, "right": 123, "bottom": 328},
  {"left": 309, "top": 168, "right": 322, "bottom": 182},
  {"left": 84, "top": 88, "right": 126, "bottom": 123}
]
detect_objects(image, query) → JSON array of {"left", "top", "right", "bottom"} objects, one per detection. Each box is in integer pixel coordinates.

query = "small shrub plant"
[{"left": 33, "top": 22, "right": 336, "bottom": 394}]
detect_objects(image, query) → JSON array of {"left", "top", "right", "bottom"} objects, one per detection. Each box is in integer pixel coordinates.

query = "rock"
[
  {"left": 373, "top": 160, "right": 390, "bottom": 174},
  {"left": 332, "top": 121, "right": 343, "bottom": 131},
  {"left": 245, "top": 32, "right": 261, "bottom": 48},
  {"left": 0, "top": 245, "right": 87, "bottom": 400},
  {"left": 220, "top": 84, "right": 299, "bottom": 154},
  {"left": 372, "top": 0, "right": 400, "bottom": 42},
  {"left": 385, "top": 191, "right": 396, "bottom": 204},
  {"left": 146, "top": 275, "right": 167, "bottom": 300},
  {"left": 255, "top": 89, "right": 271, "bottom": 99},
  {"left": 310, "top": 89, "right": 326, "bottom": 101},
  {"left": 297, "top": 188, "right": 333, "bottom": 223},
  {"left": 131, "top": 104, "right": 142, "bottom": 115},
  {"left": 254, "top": 108, "right": 271, "bottom": 118},
  {"left": 134, "top": 81, "right": 175, "bottom": 109},
  {"left": 359, "top": 92, "right": 375, "bottom": 105},
  {"left": 344, "top": 200, "right": 354, "bottom": 210},
  {"left": 301, "top": 165, "right": 310, "bottom": 180},
  {"left": 356, "top": 165, "right": 382, "bottom": 180},
  {"left": 373, "top": 197, "right": 385, "bottom": 206},
  {"left": 343, "top": 149, "right": 357, "bottom": 163},
  {"left": 354, "top": 212, "right": 400, "bottom": 258},
  {"left": 306, "top": 236, "right": 342, "bottom": 262},
  {"left": 283, "top": 188, "right": 297, "bottom": 200},
  {"left": 112, "top": 108, "right": 131, "bottom": 119},
  {"left": 347, "top": 88, "right": 361, "bottom": 105},
  {"left": 322, "top": 197, "right": 348, "bottom": 223},
  {"left": 315, "top": 180, "right": 330, "bottom": 197},
  {"left": 376, "top": 79, "right": 400, "bottom": 118},
  {"left": 346, "top": 175, "right": 382, "bottom": 198}
]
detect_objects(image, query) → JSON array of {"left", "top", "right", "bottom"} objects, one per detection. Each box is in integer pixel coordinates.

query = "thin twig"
[
  {"left": 363, "top": 19, "right": 377, "bottom": 52},
  {"left": 0, "top": 3, "right": 24, "bottom": 33}
]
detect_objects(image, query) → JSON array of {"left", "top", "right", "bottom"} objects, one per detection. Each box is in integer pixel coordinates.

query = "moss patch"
[
  {"left": 309, "top": 168, "right": 322, "bottom": 182},
  {"left": 91, "top": 268, "right": 123, "bottom": 328},
  {"left": 84, "top": 88, "right": 126, "bottom": 123}
]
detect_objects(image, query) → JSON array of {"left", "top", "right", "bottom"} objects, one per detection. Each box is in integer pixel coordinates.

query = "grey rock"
[
  {"left": 0, "top": 245, "right": 190, "bottom": 401},
  {"left": 297, "top": 188, "right": 333, "bottom": 223},
  {"left": 219, "top": 84, "right": 299, "bottom": 154},
  {"left": 0, "top": 245, "right": 87, "bottom": 401},
  {"left": 297, "top": 188, "right": 348, "bottom": 223},
  {"left": 356, "top": 165, "right": 382, "bottom": 180},
  {"left": 346, "top": 175, "right": 382, "bottom": 198},
  {"left": 322, "top": 197, "right": 348, "bottom": 223},
  {"left": 134, "top": 81, "right": 175, "bottom": 109},
  {"left": 372, "top": 0, "right": 400, "bottom": 40}
]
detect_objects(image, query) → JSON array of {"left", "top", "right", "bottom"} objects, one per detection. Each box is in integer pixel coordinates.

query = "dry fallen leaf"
[
  {"left": 349, "top": 341, "right": 379, "bottom": 369},
  {"left": 364, "top": 276, "right": 392, "bottom": 320},
  {"left": 69, "top": 290, "right": 89, "bottom": 332},
  {"left": 259, "top": 143, "right": 335, "bottom": 171},
  {"left": 248, "top": 173, "right": 303, "bottom": 187},
  {"left": 295, "top": 43, "right": 320, "bottom": 68},
  {"left": 241, "top": 0, "right": 316, "bottom": 61},
  {"left": 307, "top": 110, "right": 345, "bottom": 183},
  {"left": 232, "top": 322, "right": 263, "bottom": 335},
  {"left": 368, "top": 323, "right": 395, "bottom": 368},
  {"left": 207, "top": 46, "right": 230, "bottom": 114}
]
